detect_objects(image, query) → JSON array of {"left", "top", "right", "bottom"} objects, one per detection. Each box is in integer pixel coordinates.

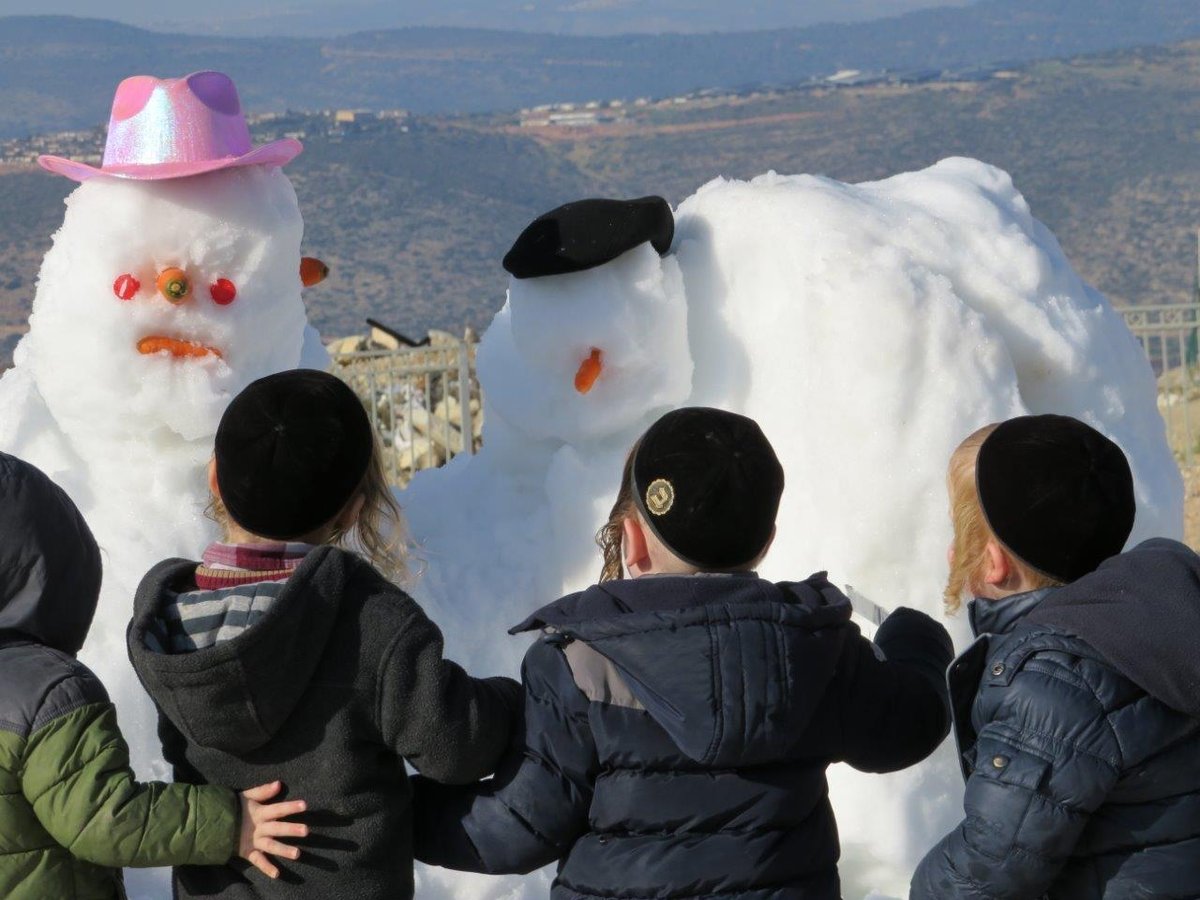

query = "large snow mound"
[{"left": 404, "top": 157, "right": 1182, "bottom": 900}]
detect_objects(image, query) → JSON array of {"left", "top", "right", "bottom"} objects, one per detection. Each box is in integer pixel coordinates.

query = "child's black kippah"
[
  {"left": 976, "top": 414, "right": 1135, "bottom": 584},
  {"left": 215, "top": 369, "right": 374, "bottom": 541},
  {"left": 503, "top": 196, "right": 674, "bottom": 279},
  {"left": 632, "top": 407, "right": 784, "bottom": 570}
]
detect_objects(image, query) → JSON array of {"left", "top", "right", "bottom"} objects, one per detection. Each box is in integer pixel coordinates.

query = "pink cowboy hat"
[{"left": 39, "top": 70, "right": 302, "bottom": 182}]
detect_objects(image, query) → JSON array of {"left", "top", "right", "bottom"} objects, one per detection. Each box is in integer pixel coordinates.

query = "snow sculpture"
[{"left": 0, "top": 71, "right": 324, "bottom": 899}]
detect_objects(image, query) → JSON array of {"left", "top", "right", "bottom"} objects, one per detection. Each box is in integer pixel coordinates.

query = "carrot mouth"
[{"left": 137, "top": 336, "right": 222, "bottom": 360}]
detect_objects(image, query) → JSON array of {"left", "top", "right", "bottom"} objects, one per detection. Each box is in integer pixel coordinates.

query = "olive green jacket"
[{"left": 0, "top": 453, "right": 238, "bottom": 899}]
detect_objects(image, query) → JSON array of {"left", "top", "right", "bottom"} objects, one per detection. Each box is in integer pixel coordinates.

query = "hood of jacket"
[
  {"left": 968, "top": 588, "right": 1055, "bottom": 638},
  {"left": 128, "top": 545, "right": 352, "bottom": 754},
  {"left": 514, "top": 572, "right": 855, "bottom": 767},
  {"left": 1027, "top": 538, "right": 1200, "bottom": 719},
  {"left": 0, "top": 452, "right": 100, "bottom": 655}
]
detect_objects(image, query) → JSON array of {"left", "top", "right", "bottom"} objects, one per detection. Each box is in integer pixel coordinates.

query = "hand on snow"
[{"left": 238, "top": 781, "right": 308, "bottom": 878}]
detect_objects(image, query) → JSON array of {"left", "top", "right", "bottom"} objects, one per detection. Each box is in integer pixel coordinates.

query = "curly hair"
[{"left": 596, "top": 440, "right": 641, "bottom": 583}]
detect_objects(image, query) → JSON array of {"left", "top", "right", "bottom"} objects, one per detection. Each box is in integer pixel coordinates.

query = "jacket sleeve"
[
  {"left": 411, "top": 637, "right": 598, "bottom": 874},
  {"left": 835, "top": 607, "right": 954, "bottom": 772},
  {"left": 910, "top": 657, "right": 1124, "bottom": 899},
  {"left": 21, "top": 678, "right": 238, "bottom": 869},
  {"left": 378, "top": 599, "right": 523, "bottom": 784}
]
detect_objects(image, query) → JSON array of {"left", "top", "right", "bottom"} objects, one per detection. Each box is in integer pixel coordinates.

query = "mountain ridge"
[{"left": 4, "top": 0, "right": 1200, "bottom": 137}]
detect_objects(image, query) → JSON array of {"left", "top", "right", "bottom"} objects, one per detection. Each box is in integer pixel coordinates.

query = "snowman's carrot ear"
[{"left": 300, "top": 257, "right": 329, "bottom": 287}]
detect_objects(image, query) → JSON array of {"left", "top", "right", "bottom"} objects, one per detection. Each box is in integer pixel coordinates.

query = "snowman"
[
  {"left": 404, "top": 161, "right": 1183, "bottom": 900},
  {"left": 0, "top": 70, "right": 326, "bottom": 898},
  {"left": 403, "top": 196, "right": 691, "bottom": 668},
  {"left": 404, "top": 194, "right": 690, "bottom": 900}
]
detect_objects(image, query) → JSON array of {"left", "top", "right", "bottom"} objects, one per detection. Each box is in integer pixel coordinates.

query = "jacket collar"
[{"left": 968, "top": 587, "right": 1055, "bottom": 637}]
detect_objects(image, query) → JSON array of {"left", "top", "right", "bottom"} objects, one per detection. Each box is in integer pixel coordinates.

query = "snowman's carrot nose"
[{"left": 575, "top": 348, "right": 604, "bottom": 394}]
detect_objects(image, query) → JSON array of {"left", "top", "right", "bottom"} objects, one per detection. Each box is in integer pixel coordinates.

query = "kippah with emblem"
[
  {"left": 976, "top": 414, "right": 1135, "bottom": 583},
  {"left": 503, "top": 196, "right": 674, "bottom": 279},
  {"left": 631, "top": 407, "right": 784, "bottom": 569}
]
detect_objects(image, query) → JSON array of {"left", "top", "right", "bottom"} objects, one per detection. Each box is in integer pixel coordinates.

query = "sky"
[{"left": 0, "top": 0, "right": 971, "bottom": 36}]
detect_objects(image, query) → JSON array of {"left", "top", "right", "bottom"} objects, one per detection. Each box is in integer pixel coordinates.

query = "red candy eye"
[
  {"left": 113, "top": 274, "right": 140, "bottom": 301},
  {"left": 209, "top": 278, "right": 237, "bottom": 305}
]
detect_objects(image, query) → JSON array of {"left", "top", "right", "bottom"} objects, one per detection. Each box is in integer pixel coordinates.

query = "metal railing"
[
  {"left": 1120, "top": 303, "right": 1200, "bottom": 466},
  {"left": 329, "top": 337, "right": 479, "bottom": 486}
]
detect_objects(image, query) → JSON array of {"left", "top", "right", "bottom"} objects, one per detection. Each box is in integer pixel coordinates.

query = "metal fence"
[
  {"left": 1120, "top": 303, "right": 1200, "bottom": 466},
  {"left": 328, "top": 303, "right": 1200, "bottom": 485},
  {"left": 328, "top": 338, "right": 480, "bottom": 486}
]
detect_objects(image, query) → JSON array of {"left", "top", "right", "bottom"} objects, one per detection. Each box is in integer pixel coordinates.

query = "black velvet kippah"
[
  {"left": 215, "top": 369, "right": 374, "bottom": 540},
  {"left": 976, "top": 414, "right": 1135, "bottom": 584},
  {"left": 503, "top": 196, "right": 674, "bottom": 279},
  {"left": 632, "top": 407, "right": 784, "bottom": 569}
]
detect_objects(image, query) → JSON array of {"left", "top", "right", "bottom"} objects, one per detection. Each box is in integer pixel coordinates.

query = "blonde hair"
[
  {"left": 209, "top": 433, "right": 413, "bottom": 586},
  {"left": 944, "top": 423, "right": 1059, "bottom": 613},
  {"left": 596, "top": 441, "right": 640, "bottom": 583}
]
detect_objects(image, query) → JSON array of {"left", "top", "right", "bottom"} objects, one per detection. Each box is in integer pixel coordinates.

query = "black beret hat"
[
  {"left": 215, "top": 369, "right": 375, "bottom": 541},
  {"left": 632, "top": 407, "right": 784, "bottom": 570},
  {"left": 976, "top": 414, "right": 1136, "bottom": 584},
  {"left": 503, "top": 196, "right": 674, "bottom": 279}
]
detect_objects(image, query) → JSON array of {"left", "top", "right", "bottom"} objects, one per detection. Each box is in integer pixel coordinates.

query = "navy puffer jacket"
[
  {"left": 912, "top": 539, "right": 1200, "bottom": 899},
  {"left": 414, "top": 572, "right": 953, "bottom": 899}
]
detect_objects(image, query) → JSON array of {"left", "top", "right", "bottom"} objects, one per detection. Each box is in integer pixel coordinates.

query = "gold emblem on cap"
[{"left": 645, "top": 478, "right": 675, "bottom": 516}]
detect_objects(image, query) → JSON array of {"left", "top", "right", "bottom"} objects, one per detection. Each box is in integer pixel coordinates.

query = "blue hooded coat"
[
  {"left": 911, "top": 538, "right": 1200, "bottom": 898},
  {"left": 413, "top": 572, "right": 953, "bottom": 899}
]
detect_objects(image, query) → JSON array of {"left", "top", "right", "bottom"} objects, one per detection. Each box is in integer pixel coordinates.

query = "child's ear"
[
  {"left": 622, "top": 515, "right": 652, "bottom": 578},
  {"left": 982, "top": 539, "right": 1012, "bottom": 587},
  {"left": 207, "top": 458, "right": 221, "bottom": 500}
]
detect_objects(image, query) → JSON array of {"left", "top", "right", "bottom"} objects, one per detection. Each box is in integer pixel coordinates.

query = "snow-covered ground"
[{"left": 0, "top": 157, "right": 1181, "bottom": 899}]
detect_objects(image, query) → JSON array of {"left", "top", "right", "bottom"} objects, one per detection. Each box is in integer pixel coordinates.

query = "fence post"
[{"left": 458, "top": 339, "right": 476, "bottom": 454}]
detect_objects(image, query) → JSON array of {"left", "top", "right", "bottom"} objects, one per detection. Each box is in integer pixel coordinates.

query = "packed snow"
[
  {"left": 405, "top": 158, "right": 1182, "bottom": 899},
  {"left": 0, "top": 155, "right": 1182, "bottom": 900},
  {"left": 0, "top": 164, "right": 325, "bottom": 899}
]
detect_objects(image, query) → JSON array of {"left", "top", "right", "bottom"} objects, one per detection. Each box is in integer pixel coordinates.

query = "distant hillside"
[
  {"left": 3, "top": 0, "right": 1200, "bottom": 137},
  {"left": 2, "top": 38, "right": 1198, "bottom": 355}
]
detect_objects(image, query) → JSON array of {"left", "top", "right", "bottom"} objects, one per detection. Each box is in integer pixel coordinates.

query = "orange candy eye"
[
  {"left": 210, "top": 278, "right": 237, "bottom": 305},
  {"left": 113, "top": 274, "right": 140, "bottom": 300},
  {"left": 157, "top": 267, "right": 190, "bottom": 303}
]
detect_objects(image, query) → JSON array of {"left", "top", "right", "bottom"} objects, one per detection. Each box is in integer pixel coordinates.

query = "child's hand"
[{"left": 238, "top": 781, "right": 309, "bottom": 879}]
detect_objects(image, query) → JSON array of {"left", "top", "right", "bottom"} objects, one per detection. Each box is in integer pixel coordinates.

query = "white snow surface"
[
  {"left": 0, "top": 156, "right": 1181, "bottom": 900},
  {"left": 404, "top": 158, "right": 1182, "bottom": 900},
  {"left": 0, "top": 165, "right": 315, "bottom": 899}
]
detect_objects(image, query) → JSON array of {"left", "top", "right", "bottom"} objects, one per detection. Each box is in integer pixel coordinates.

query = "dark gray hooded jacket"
[
  {"left": 413, "top": 572, "right": 953, "bottom": 899},
  {"left": 128, "top": 546, "right": 522, "bottom": 900}
]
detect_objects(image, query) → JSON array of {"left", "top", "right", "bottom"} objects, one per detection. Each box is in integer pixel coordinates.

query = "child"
[
  {"left": 412, "top": 406, "right": 954, "bottom": 898},
  {"left": 911, "top": 415, "right": 1200, "bottom": 898},
  {"left": 0, "top": 451, "right": 307, "bottom": 900},
  {"left": 126, "top": 369, "right": 522, "bottom": 899}
]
